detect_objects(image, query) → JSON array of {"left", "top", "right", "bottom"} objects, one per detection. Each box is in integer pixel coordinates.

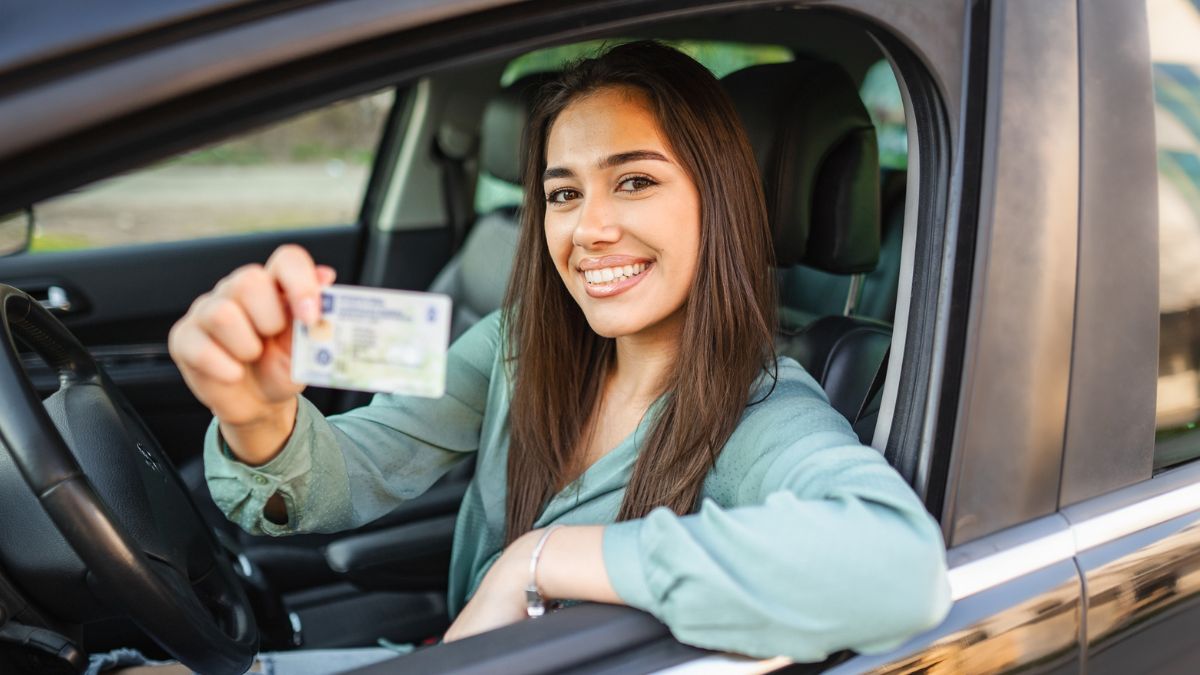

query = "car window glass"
[
  {"left": 26, "top": 89, "right": 395, "bottom": 254},
  {"left": 1149, "top": 0, "right": 1200, "bottom": 470},
  {"left": 861, "top": 59, "right": 907, "bottom": 170},
  {"left": 474, "top": 40, "right": 793, "bottom": 214}
]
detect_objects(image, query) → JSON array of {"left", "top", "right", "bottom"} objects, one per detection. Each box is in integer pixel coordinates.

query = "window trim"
[
  {"left": 938, "top": 0, "right": 1081, "bottom": 547},
  {"left": 1058, "top": 0, "right": 1159, "bottom": 506}
]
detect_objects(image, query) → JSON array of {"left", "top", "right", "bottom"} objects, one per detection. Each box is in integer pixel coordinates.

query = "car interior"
[{"left": 0, "top": 6, "right": 928, "bottom": 670}]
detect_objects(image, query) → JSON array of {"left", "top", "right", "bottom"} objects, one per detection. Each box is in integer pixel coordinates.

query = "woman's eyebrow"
[
  {"left": 599, "top": 150, "right": 670, "bottom": 169},
  {"left": 543, "top": 150, "right": 670, "bottom": 183},
  {"left": 543, "top": 166, "right": 575, "bottom": 181}
]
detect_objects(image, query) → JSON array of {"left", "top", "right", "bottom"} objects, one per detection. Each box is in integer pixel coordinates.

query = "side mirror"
[{"left": 0, "top": 208, "right": 33, "bottom": 257}]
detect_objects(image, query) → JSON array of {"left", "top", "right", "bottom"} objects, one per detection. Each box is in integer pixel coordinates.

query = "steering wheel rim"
[{"left": 0, "top": 285, "right": 258, "bottom": 674}]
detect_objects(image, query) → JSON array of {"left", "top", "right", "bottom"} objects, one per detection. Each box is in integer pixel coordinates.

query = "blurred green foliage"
[
  {"left": 29, "top": 231, "right": 92, "bottom": 253},
  {"left": 501, "top": 39, "right": 793, "bottom": 85},
  {"left": 860, "top": 61, "right": 907, "bottom": 170}
]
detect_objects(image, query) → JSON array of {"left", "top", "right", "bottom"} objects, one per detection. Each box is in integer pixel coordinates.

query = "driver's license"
[{"left": 290, "top": 284, "right": 452, "bottom": 397}]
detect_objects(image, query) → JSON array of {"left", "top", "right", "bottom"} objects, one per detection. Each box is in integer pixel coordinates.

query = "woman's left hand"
[{"left": 443, "top": 530, "right": 540, "bottom": 642}]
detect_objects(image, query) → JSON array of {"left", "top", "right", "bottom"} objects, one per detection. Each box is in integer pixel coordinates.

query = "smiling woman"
[
  {"left": 154, "top": 40, "right": 951, "bottom": 673},
  {"left": 506, "top": 46, "right": 770, "bottom": 544}
]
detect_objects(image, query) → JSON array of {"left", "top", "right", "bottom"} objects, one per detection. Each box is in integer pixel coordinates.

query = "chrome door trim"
[
  {"left": 1063, "top": 460, "right": 1200, "bottom": 544},
  {"left": 1071, "top": 480, "right": 1200, "bottom": 553},
  {"left": 652, "top": 655, "right": 792, "bottom": 674},
  {"left": 947, "top": 520, "right": 1075, "bottom": 601}
]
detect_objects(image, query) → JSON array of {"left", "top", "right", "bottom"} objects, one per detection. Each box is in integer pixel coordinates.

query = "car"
[{"left": 0, "top": 0, "right": 1197, "bottom": 673}]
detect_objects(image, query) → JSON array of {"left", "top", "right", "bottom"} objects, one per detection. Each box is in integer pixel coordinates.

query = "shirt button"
[{"left": 253, "top": 475, "right": 268, "bottom": 485}]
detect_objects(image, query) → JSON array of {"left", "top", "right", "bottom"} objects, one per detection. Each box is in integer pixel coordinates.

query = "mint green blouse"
[{"left": 204, "top": 311, "right": 951, "bottom": 662}]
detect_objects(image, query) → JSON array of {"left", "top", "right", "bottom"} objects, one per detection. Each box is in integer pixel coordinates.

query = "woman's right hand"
[{"left": 168, "top": 244, "right": 336, "bottom": 465}]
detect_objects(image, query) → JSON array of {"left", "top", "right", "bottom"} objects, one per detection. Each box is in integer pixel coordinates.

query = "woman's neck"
[{"left": 608, "top": 310, "right": 683, "bottom": 406}]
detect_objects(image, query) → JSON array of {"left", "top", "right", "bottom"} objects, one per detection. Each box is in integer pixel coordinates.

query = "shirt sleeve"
[
  {"left": 600, "top": 367, "right": 952, "bottom": 662},
  {"left": 203, "top": 310, "right": 503, "bottom": 537}
]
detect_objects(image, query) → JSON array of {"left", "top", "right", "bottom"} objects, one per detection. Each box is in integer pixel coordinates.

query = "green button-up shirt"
[{"left": 204, "top": 311, "right": 951, "bottom": 661}]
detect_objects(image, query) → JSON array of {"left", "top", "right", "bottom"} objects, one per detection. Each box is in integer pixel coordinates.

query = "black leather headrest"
[
  {"left": 722, "top": 61, "right": 880, "bottom": 273},
  {"left": 479, "top": 73, "right": 553, "bottom": 185}
]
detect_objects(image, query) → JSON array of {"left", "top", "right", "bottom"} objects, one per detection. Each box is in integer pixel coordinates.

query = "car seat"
[{"left": 721, "top": 60, "right": 895, "bottom": 447}]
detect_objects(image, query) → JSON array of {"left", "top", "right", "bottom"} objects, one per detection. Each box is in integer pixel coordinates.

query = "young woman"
[{"left": 167, "top": 41, "right": 950, "bottom": 667}]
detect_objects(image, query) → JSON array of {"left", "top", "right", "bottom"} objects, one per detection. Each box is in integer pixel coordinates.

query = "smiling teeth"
[{"left": 584, "top": 263, "right": 647, "bottom": 285}]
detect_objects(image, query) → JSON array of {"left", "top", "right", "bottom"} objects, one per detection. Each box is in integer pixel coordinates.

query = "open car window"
[{"left": 23, "top": 89, "right": 394, "bottom": 254}]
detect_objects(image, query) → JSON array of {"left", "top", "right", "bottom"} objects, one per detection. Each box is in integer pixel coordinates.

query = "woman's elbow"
[
  {"left": 900, "top": 550, "right": 952, "bottom": 634},
  {"left": 864, "top": 526, "right": 953, "bottom": 646}
]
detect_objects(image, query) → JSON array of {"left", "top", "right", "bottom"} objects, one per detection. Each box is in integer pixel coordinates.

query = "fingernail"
[{"left": 297, "top": 298, "right": 318, "bottom": 325}]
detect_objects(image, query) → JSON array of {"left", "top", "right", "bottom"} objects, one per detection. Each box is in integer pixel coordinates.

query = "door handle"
[
  {"left": 38, "top": 285, "right": 73, "bottom": 313},
  {"left": 2, "top": 280, "right": 89, "bottom": 316}
]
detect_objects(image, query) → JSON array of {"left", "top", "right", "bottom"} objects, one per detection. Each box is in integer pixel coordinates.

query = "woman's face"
[{"left": 542, "top": 87, "right": 702, "bottom": 340}]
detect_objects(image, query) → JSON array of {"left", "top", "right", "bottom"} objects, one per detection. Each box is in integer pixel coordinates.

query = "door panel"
[{"left": 0, "top": 227, "right": 357, "bottom": 344}]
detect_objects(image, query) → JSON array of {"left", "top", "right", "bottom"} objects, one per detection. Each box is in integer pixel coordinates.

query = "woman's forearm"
[
  {"left": 529, "top": 525, "right": 623, "bottom": 605},
  {"left": 444, "top": 525, "right": 624, "bottom": 643}
]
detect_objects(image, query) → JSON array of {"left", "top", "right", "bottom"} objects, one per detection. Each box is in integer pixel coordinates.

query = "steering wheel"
[{"left": 0, "top": 285, "right": 257, "bottom": 674}]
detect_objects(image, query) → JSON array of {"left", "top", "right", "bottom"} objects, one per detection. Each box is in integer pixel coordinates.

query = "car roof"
[{"left": 0, "top": 0, "right": 257, "bottom": 77}]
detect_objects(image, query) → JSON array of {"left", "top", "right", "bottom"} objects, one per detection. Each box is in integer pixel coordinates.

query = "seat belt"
[
  {"left": 855, "top": 346, "right": 890, "bottom": 424},
  {"left": 434, "top": 125, "right": 476, "bottom": 253}
]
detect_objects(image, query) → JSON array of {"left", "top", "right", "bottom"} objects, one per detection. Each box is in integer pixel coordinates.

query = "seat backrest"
[
  {"left": 722, "top": 61, "right": 893, "bottom": 446},
  {"left": 722, "top": 60, "right": 881, "bottom": 271},
  {"left": 428, "top": 207, "right": 520, "bottom": 342},
  {"left": 429, "top": 73, "right": 549, "bottom": 342},
  {"left": 780, "top": 167, "right": 906, "bottom": 326}
]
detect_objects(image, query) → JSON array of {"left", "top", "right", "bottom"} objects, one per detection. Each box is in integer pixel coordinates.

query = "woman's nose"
[{"left": 571, "top": 194, "right": 622, "bottom": 249}]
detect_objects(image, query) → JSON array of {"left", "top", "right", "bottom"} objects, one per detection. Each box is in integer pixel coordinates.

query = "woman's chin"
[
  {"left": 580, "top": 309, "right": 648, "bottom": 339},
  {"left": 584, "top": 318, "right": 640, "bottom": 339},
  {"left": 579, "top": 304, "right": 682, "bottom": 340}
]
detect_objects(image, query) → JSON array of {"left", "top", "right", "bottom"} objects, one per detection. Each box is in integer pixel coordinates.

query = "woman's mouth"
[{"left": 579, "top": 260, "right": 654, "bottom": 298}]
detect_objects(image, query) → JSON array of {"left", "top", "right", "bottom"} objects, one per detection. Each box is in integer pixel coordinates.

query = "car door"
[{"left": 2, "top": 0, "right": 1159, "bottom": 672}]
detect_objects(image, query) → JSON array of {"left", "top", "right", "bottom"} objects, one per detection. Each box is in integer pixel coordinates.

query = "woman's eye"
[
  {"left": 617, "top": 176, "right": 657, "bottom": 193},
  {"left": 545, "top": 188, "right": 580, "bottom": 204}
]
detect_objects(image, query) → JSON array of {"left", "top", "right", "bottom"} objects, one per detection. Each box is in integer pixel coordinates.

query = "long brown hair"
[{"left": 503, "top": 41, "right": 778, "bottom": 543}]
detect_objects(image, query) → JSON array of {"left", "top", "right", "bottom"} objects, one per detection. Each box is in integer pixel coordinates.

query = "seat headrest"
[
  {"left": 722, "top": 61, "right": 881, "bottom": 273},
  {"left": 479, "top": 72, "right": 554, "bottom": 185}
]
